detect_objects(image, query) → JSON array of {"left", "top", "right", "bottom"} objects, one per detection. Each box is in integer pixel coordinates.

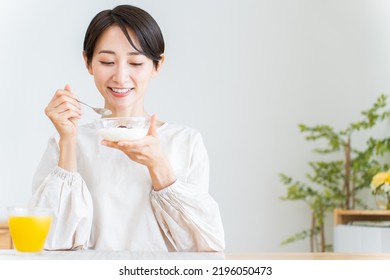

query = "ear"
[
  {"left": 82, "top": 51, "right": 93, "bottom": 75},
  {"left": 151, "top": 54, "right": 165, "bottom": 78}
]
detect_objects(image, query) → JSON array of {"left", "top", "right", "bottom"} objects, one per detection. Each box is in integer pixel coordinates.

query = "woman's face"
[{"left": 85, "top": 25, "right": 162, "bottom": 117}]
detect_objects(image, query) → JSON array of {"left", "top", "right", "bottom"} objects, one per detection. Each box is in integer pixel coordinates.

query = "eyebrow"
[{"left": 98, "top": 50, "right": 142, "bottom": 56}]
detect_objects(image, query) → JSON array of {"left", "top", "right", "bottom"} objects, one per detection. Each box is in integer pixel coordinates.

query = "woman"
[{"left": 30, "top": 5, "right": 225, "bottom": 252}]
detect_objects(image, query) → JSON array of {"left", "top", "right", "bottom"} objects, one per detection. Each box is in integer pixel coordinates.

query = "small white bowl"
[{"left": 94, "top": 117, "right": 150, "bottom": 141}]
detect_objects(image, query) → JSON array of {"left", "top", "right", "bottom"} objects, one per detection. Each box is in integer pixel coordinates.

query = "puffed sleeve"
[
  {"left": 29, "top": 136, "right": 93, "bottom": 250},
  {"left": 150, "top": 132, "right": 225, "bottom": 252}
]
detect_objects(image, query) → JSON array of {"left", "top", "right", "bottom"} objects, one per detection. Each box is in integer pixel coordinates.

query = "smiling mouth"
[{"left": 109, "top": 87, "right": 134, "bottom": 97}]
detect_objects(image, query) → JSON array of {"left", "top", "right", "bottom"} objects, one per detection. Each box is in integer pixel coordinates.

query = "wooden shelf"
[
  {"left": 0, "top": 221, "right": 12, "bottom": 249},
  {"left": 334, "top": 208, "right": 390, "bottom": 225}
]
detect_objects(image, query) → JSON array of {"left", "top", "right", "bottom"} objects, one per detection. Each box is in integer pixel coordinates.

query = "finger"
[
  {"left": 117, "top": 141, "right": 141, "bottom": 148},
  {"left": 64, "top": 84, "right": 71, "bottom": 92},
  {"left": 59, "top": 109, "right": 82, "bottom": 120},
  {"left": 51, "top": 110, "right": 82, "bottom": 123},
  {"left": 49, "top": 84, "right": 73, "bottom": 102},
  {"left": 62, "top": 84, "right": 79, "bottom": 106},
  {"left": 50, "top": 90, "right": 81, "bottom": 110},
  {"left": 46, "top": 106, "right": 82, "bottom": 122},
  {"left": 69, "top": 116, "right": 81, "bottom": 123},
  {"left": 147, "top": 114, "right": 157, "bottom": 137},
  {"left": 101, "top": 140, "right": 120, "bottom": 148},
  {"left": 51, "top": 94, "right": 81, "bottom": 111},
  {"left": 101, "top": 141, "right": 131, "bottom": 153},
  {"left": 48, "top": 101, "right": 82, "bottom": 118}
]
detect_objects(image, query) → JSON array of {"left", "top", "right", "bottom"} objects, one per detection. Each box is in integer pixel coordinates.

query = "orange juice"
[{"left": 8, "top": 207, "right": 52, "bottom": 253}]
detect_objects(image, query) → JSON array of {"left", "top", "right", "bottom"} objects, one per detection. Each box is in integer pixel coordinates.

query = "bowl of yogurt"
[{"left": 94, "top": 117, "right": 149, "bottom": 141}]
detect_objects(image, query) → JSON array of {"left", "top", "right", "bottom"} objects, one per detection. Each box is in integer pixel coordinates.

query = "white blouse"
[{"left": 30, "top": 122, "right": 225, "bottom": 252}]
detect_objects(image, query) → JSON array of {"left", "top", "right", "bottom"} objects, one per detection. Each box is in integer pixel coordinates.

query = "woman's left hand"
[
  {"left": 102, "top": 114, "right": 176, "bottom": 190},
  {"left": 102, "top": 114, "right": 163, "bottom": 167}
]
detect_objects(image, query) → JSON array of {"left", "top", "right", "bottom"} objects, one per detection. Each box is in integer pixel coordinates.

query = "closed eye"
[
  {"left": 99, "top": 61, "right": 114, "bottom": 65},
  {"left": 130, "top": 63, "right": 143, "bottom": 66}
]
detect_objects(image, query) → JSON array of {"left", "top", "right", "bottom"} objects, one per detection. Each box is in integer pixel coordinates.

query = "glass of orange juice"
[{"left": 8, "top": 207, "right": 52, "bottom": 253}]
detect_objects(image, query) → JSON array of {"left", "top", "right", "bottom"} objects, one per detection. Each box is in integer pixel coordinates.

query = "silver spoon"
[{"left": 77, "top": 100, "right": 112, "bottom": 116}]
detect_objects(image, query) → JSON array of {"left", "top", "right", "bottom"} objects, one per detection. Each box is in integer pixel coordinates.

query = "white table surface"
[
  {"left": 0, "top": 250, "right": 226, "bottom": 260},
  {"left": 2, "top": 250, "right": 390, "bottom": 260}
]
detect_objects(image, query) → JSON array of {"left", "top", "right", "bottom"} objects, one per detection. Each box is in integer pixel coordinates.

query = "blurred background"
[{"left": 1, "top": 0, "right": 390, "bottom": 252}]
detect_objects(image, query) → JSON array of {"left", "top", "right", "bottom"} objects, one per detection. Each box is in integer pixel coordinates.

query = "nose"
[{"left": 112, "top": 62, "right": 130, "bottom": 84}]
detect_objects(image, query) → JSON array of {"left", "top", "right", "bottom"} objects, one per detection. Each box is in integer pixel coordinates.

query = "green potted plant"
[{"left": 279, "top": 94, "right": 390, "bottom": 252}]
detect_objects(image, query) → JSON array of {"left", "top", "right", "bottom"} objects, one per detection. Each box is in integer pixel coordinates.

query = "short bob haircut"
[{"left": 83, "top": 5, "right": 165, "bottom": 69}]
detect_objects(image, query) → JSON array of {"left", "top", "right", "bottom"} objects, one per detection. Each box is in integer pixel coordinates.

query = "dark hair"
[{"left": 83, "top": 5, "right": 165, "bottom": 69}]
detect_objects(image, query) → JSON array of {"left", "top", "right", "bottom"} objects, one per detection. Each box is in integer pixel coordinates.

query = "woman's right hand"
[{"left": 44, "top": 84, "right": 82, "bottom": 139}]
